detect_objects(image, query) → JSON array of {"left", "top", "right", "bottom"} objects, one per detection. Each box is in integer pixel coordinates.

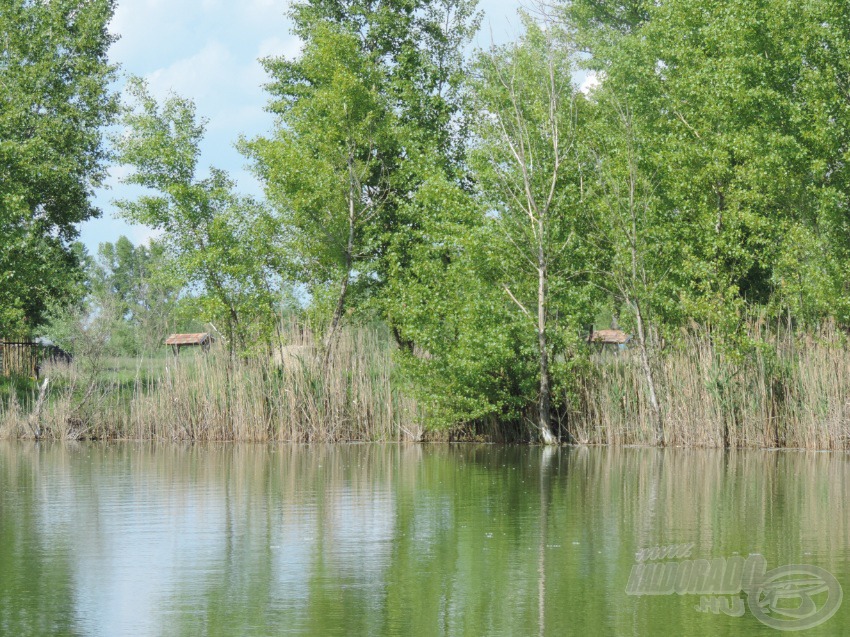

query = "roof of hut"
[
  {"left": 165, "top": 333, "right": 212, "bottom": 346},
  {"left": 588, "top": 329, "right": 631, "bottom": 345}
]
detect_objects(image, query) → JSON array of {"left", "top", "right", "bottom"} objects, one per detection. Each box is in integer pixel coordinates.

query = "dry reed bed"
[
  {"left": 3, "top": 325, "right": 850, "bottom": 448},
  {"left": 572, "top": 328, "right": 850, "bottom": 449},
  {"left": 0, "top": 327, "right": 421, "bottom": 442}
]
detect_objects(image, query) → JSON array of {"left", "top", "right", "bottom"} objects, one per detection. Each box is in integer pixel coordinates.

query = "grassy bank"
[{"left": 2, "top": 324, "right": 850, "bottom": 449}]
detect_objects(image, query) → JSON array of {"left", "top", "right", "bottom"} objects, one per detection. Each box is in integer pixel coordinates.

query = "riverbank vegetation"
[
  {"left": 4, "top": 0, "right": 850, "bottom": 447},
  {"left": 0, "top": 324, "right": 418, "bottom": 442},
  {"left": 3, "top": 319, "right": 850, "bottom": 448}
]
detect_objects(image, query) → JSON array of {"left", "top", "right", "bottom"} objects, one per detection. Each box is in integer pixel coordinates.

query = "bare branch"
[{"left": 502, "top": 283, "right": 534, "bottom": 320}]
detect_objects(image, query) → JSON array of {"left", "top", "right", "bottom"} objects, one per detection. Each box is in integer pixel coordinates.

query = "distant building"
[
  {"left": 165, "top": 333, "right": 213, "bottom": 355},
  {"left": 588, "top": 328, "right": 631, "bottom": 351}
]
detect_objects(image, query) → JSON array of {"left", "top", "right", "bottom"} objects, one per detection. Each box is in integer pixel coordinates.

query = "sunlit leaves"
[
  {"left": 0, "top": 0, "right": 117, "bottom": 336},
  {"left": 113, "top": 80, "right": 289, "bottom": 350}
]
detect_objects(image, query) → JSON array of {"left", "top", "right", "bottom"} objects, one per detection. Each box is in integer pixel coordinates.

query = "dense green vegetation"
[
  {"left": 0, "top": 0, "right": 117, "bottom": 336},
  {"left": 4, "top": 0, "right": 850, "bottom": 445}
]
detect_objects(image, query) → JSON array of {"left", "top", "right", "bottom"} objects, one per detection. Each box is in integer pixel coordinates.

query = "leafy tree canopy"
[{"left": 0, "top": 0, "right": 117, "bottom": 337}]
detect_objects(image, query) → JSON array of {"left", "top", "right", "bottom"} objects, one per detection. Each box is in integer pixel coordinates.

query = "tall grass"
[
  {"left": 0, "top": 324, "right": 421, "bottom": 442},
  {"left": 3, "top": 321, "right": 850, "bottom": 448},
  {"left": 572, "top": 323, "right": 850, "bottom": 449}
]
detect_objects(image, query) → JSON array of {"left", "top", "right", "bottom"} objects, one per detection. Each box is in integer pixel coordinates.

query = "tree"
[
  {"left": 0, "top": 0, "right": 117, "bottom": 337},
  {"left": 587, "top": 98, "right": 669, "bottom": 445},
  {"left": 287, "top": 0, "right": 480, "bottom": 170},
  {"left": 246, "top": 25, "right": 394, "bottom": 361},
  {"left": 382, "top": 171, "right": 539, "bottom": 429},
  {"left": 470, "top": 17, "right": 597, "bottom": 443},
  {"left": 245, "top": 0, "right": 480, "bottom": 356},
  {"left": 91, "top": 236, "right": 185, "bottom": 353},
  {"left": 113, "top": 79, "right": 288, "bottom": 355},
  {"left": 563, "top": 0, "right": 850, "bottom": 333}
]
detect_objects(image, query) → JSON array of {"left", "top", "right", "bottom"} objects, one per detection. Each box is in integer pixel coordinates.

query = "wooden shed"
[
  {"left": 588, "top": 328, "right": 631, "bottom": 349},
  {"left": 165, "top": 333, "right": 213, "bottom": 355}
]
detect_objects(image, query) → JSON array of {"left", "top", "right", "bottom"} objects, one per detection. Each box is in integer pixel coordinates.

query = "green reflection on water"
[{"left": 0, "top": 443, "right": 847, "bottom": 636}]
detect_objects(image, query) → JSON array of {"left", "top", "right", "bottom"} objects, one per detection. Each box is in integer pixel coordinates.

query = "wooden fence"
[{"left": 0, "top": 342, "right": 72, "bottom": 379}]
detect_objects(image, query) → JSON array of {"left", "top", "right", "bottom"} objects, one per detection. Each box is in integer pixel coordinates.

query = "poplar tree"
[
  {"left": 245, "top": 0, "right": 480, "bottom": 357},
  {"left": 0, "top": 0, "right": 117, "bottom": 336}
]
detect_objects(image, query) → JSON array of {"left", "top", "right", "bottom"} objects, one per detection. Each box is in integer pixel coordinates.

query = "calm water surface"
[{"left": 1, "top": 443, "right": 848, "bottom": 636}]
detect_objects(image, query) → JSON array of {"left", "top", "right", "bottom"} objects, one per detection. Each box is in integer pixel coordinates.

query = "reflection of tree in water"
[
  {"left": 149, "top": 445, "right": 850, "bottom": 636},
  {"left": 538, "top": 445, "right": 556, "bottom": 637},
  {"left": 0, "top": 445, "right": 80, "bottom": 636},
  {"left": 2, "top": 444, "right": 850, "bottom": 635}
]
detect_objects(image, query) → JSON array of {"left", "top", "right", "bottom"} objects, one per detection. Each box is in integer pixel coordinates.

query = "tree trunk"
[
  {"left": 634, "top": 299, "right": 664, "bottom": 446},
  {"left": 537, "top": 248, "right": 558, "bottom": 445},
  {"left": 625, "top": 149, "right": 664, "bottom": 446},
  {"left": 324, "top": 265, "right": 350, "bottom": 367},
  {"left": 391, "top": 325, "right": 414, "bottom": 354},
  {"left": 323, "top": 153, "right": 357, "bottom": 368},
  {"left": 537, "top": 445, "right": 555, "bottom": 635}
]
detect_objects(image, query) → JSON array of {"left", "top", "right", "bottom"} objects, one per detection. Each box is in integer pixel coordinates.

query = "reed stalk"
[{"left": 3, "top": 321, "right": 850, "bottom": 448}]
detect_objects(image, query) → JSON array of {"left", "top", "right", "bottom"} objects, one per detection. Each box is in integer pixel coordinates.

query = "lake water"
[{"left": 0, "top": 443, "right": 847, "bottom": 636}]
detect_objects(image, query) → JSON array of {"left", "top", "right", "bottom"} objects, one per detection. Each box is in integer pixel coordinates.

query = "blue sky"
[{"left": 81, "top": 0, "right": 539, "bottom": 254}]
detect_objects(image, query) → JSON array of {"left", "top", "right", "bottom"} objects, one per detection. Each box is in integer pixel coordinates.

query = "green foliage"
[
  {"left": 384, "top": 173, "right": 536, "bottom": 425},
  {"left": 472, "top": 18, "right": 598, "bottom": 426},
  {"left": 0, "top": 0, "right": 118, "bottom": 337},
  {"left": 569, "top": 0, "right": 850, "bottom": 338},
  {"left": 387, "top": 18, "right": 600, "bottom": 429},
  {"left": 287, "top": 0, "right": 481, "bottom": 165},
  {"left": 246, "top": 24, "right": 393, "bottom": 303},
  {"left": 469, "top": 18, "right": 599, "bottom": 333},
  {"left": 245, "top": 0, "right": 481, "bottom": 343},
  {"left": 9, "top": 0, "right": 850, "bottom": 442},
  {"left": 90, "top": 236, "right": 185, "bottom": 353},
  {"left": 582, "top": 95, "right": 676, "bottom": 348},
  {"left": 113, "top": 79, "right": 290, "bottom": 351}
]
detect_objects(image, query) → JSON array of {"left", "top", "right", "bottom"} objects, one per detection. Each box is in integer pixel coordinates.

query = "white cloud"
[
  {"left": 244, "top": 0, "right": 292, "bottom": 23},
  {"left": 206, "top": 104, "right": 267, "bottom": 133},
  {"left": 141, "top": 41, "right": 276, "bottom": 155},
  {"left": 230, "top": 169, "right": 264, "bottom": 198},
  {"left": 109, "top": 1, "right": 199, "bottom": 64},
  {"left": 104, "top": 164, "right": 134, "bottom": 189},
  {"left": 132, "top": 226, "right": 164, "bottom": 247},
  {"left": 146, "top": 41, "right": 236, "bottom": 101},
  {"left": 257, "top": 36, "right": 303, "bottom": 61},
  {"left": 579, "top": 72, "right": 600, "bottom": 95}
]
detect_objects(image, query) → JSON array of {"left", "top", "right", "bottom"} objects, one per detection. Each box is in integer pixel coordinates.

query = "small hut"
[
  {"left": 165, "top": 333, "right": 213, "bottom": 356},
  {"left": 588, "top": 328, "right": 631, "bottom": 350}
]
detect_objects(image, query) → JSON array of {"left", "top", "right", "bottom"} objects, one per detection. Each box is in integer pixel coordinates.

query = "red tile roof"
[{"left": 165, "top": 333, "right": 211, "bottom": 346}]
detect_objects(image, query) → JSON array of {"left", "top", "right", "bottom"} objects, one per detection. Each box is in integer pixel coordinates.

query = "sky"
[{"left": 81, "top": 0, "right": 538, "bottom": 254}]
